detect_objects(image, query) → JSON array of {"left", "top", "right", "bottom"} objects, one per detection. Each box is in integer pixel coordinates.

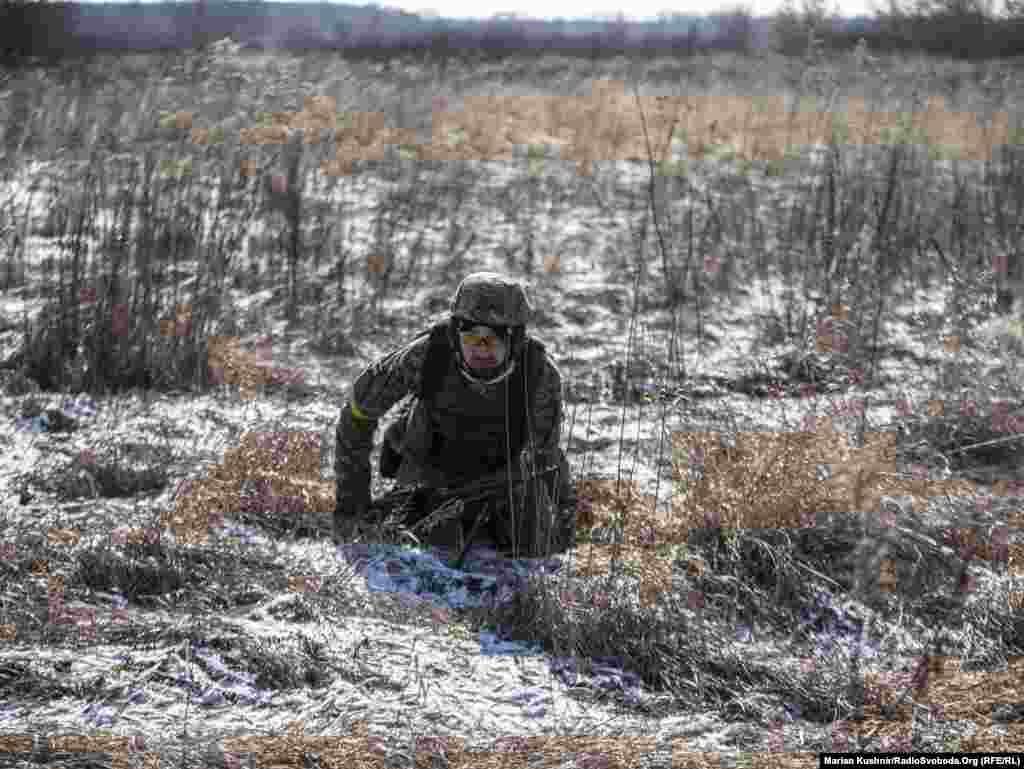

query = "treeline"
[
  {"left": 0, "top": 1, "right": 766, "bottom": 63},
  {"left": 2, "top": 0, "right": 1023, "bottom": 69},
  {"left": 772, "top": 0, "right": 1024, "bottom": 59}
]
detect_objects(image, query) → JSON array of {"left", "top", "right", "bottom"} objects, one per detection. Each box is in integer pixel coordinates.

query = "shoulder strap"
[
  {"left": 418, "top": 321, "right": 452, "bottom": 401},
  {"left": 518, "top": 335, "right": 546, "bottom": 453}
]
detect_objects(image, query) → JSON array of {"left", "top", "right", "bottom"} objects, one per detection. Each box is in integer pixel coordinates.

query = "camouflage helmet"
[{"left": 449, "top": 272, "right": 532, "bottom": 328}]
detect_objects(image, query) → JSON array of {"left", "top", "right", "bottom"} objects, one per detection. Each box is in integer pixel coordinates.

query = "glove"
[
  {"left": 332, "top": 512, "right": 365, "bottom": 546},
  {"left": 333, "top": 499, "right": 369, "bottom": 545}
]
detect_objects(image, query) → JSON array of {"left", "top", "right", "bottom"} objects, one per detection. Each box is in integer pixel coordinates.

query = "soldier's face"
[{"left": 459, "top": 324, "right": 509, "bottom": 370}]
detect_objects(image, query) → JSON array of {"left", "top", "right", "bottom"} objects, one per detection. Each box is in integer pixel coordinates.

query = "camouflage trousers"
[{"left": 381, "top": 399, "right": 576, "bottom": 558}]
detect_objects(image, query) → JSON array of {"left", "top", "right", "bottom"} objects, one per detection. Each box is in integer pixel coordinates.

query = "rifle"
[{"left": 368, "top": 464, "right": 563, "bottom": 568}]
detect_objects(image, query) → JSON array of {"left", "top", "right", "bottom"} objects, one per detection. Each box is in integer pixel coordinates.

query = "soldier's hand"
[
  {"left": 332, "top": 515, "right": 357, "bottom": 546},
  {"left": 334, "top": 470, "right": 371, "bottom": 546},
  {"left": 332, "top": 503, "right": 367, "bottom": 546}
]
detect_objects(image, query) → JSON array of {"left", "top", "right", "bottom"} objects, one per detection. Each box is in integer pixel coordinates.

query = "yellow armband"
[
  {"left": 349, "top": 402, "right": 376, "bottom": 433},
  {"left": 351, "top": 402, "right": 375, "bottom": 423}
]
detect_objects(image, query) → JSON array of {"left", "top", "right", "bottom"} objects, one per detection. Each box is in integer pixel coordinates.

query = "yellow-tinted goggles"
[
  {"left": 460, "top": 331, "right": 502, "bottom": 348},
  {"left": 457, "top": 320, "right": 508, "bottom": 349}
]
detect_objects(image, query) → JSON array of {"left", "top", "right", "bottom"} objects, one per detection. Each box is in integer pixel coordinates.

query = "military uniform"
[{"left": 334, "top": 273, "right": 576, "bottom": 558}]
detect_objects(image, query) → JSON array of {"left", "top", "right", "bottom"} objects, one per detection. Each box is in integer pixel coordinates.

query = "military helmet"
[
  {"left": 449, "top": 272, "right": 532, "bottom": 329},
  {"left": 448, "top": 272, "right": 531, "bottom": 386}
]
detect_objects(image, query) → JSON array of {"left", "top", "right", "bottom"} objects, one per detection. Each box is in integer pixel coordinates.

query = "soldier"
[{"left": 333, "top": 272, "right": 577, "bottom": 558}]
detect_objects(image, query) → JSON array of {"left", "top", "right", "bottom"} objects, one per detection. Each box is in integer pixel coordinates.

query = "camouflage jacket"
[{"left": 335, "top": 326, "right": 573, "bottom": 511}]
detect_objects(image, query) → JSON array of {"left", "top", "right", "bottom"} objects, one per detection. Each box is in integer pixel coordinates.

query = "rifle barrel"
[{"left": 434, "top": 465, "right": 560, "bottom": 497}]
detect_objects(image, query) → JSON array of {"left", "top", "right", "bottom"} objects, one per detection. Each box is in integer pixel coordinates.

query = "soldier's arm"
[
  {"left": 334, "top": 335, "right": 431, "bottom": 505},
  {"left": 523, "top": 351, "right": 577, "bottom": 508}
]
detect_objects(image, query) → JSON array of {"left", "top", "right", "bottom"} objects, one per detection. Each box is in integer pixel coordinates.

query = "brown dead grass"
[
  {"left": 163, "top": 424, "right": 332, "bottom": 545},
  {"left": 229, "top": 79, "right": 1019, "bottom": 181},
  {"left": 670, "top": 416, "right": 979, "bottom": 533}
]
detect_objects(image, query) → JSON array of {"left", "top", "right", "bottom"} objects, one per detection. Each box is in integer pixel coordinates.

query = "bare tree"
[
  {"left": 772, "top": 0, "right": 840, "bottom": 55},
  {"left": 713, "top": 4, "right": 755, "bottom": 53}
]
